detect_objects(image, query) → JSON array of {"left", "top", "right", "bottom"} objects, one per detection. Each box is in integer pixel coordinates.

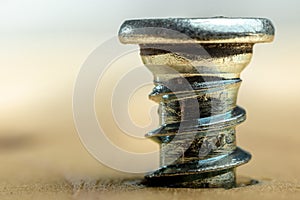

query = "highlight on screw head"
[{"left": 118, "top": 17, "right": 275, "bottom": 188}]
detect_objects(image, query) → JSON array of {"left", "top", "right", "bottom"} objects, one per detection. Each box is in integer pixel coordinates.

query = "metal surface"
[{"left": 118, "top": 17, "right": 275, "bottom": 188}]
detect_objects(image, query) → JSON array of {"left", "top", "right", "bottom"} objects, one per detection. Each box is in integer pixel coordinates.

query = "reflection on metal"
[{"left": 119, "top": 17, "right": 275, "bottom": 188}]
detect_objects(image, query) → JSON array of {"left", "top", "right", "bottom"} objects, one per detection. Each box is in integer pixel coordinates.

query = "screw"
[{"left": 118, "top": 17, "right": 274, "bottom": 188}]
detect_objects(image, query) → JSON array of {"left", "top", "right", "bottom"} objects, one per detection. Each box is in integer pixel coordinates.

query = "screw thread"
[{"left": 141, "top": 44, "right": 252, "bottom": 188}]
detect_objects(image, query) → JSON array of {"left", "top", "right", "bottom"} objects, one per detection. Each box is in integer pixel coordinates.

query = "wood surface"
[{"left": 0, "top": 96, "right": 300, "bottom": 200}]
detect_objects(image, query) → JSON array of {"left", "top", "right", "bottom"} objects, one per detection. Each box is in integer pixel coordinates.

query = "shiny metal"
[{"left": 118, "top": 17, "right": 274, "bottom": 188}]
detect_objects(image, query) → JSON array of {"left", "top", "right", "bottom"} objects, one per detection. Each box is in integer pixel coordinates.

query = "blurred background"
[{"left": 0, "top": 0, "right": 300, "bottom": 199}]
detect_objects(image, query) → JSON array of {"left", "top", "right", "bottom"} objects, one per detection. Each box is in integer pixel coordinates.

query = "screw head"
[{"left": 119, "top": 17, "right": 275, "bottom": 44}]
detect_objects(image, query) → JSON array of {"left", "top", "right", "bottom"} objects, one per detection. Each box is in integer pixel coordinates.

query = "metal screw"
[{"left": 118, "top": 17, "right": 275, "bottom": 188}]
